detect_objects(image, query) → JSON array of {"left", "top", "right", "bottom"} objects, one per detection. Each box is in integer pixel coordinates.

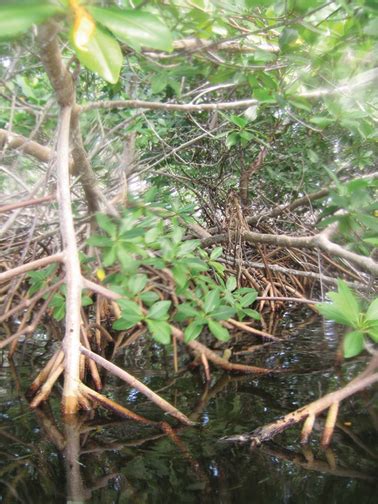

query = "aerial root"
[
  {"left": 79, "top": 345, "right": 195, "bottom": 425},
  {"left": 221, "top": 357, "right": 378, "bottom": 447}
]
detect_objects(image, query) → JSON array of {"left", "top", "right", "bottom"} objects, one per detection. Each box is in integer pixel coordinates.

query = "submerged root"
[{"left": 221, "top": 357, "right": 378, "bottom": 447}]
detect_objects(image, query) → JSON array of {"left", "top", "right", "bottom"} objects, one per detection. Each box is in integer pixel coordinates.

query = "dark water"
[{"left": 0, "top": 312, "right": 377, "bottom": 503}]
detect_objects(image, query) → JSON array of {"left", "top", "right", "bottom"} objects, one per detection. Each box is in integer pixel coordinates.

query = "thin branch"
[
  {"left": 79, "top": 345, "right": 195, "bottom": 425},
  {"left": 0, "top": 253, "right": 63, "bottom": 283},
  {"left": 79, "top": 98, "right": 259, "bottom": 114}
]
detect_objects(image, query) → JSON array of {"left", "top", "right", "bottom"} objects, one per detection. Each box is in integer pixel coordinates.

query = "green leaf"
[
  {"left": 112, "top": 318, "right": 138, "bottom": 330},
  {"left": 172, "top": 264, "right": 188, "bottom": 289},
  {"left": 242, "top": 308, "right": 261, "bottom": 320},
  {"left": 204, "top": 289, "right": 220, "bottom": 314},
  {"left": 87, "top": 235, "right": 114, "bottom": 247},
  {"left": 71, "top": 24, "right": 122, "bottom": 84},
  {"left": 127, "top": 274, "right": 148, "bottom": 295},
  {"left": 0, "top": 3, "right": 60, "bottom": 40},
  {"left": 309, "top": 117, "right": 334, "bottom": 128},
  {"left": 87, "top": 6, "right": 173, "bottom": 52},
  {"left": 146, "top": 319, "right": 172, "bottom": 345},
  {"left": 175, "top": 303, "right": 199, "bottom": 321},
  {"left": 176, "top": 240, "right": 200, "bottom": 257},
  {"left": 229, "top": 114, "right": 248, "bottom": 128},
  {"left": 239, "top": 291, "right": 258, "bottom": 307},
  {"left": 147, "top": 300, "right": 171, "bottom": 320},
  {"left": 209, "top": 261, "right": 225, "bottom": 276},
  {"left": 318, "top": 280, "right": 360, "bottom": 328},
  {"left": 81, "top": 295, "right": 93, "bottom": 307},
  {"left": 343, "top": 330, "right": 364, "bottom": 358},
  {"left": 210, "top": 247, "right": 223, "bottom": 260},
  {"left": 139, "top": 291, "right": 160, "bottom": 306},
  {"left": 181, "top": 258, "right": 209, "bottom": 273},
  {"left": 53, "top": 303, "right": 65, "bottom": 321},
  {"left": 208, "top": 319, "right": 230, "bottom": 342},
  {"left": 366, "top": 322, "right": 378, "bottom": 343},
  {"left": 184, "top": 321, "right": 204, "bottom": 342},
  {"left": 226, "top": 277, "right": 237, "bottom": 292},
  {"left": 117, "top": 299, "right": 143, "bottom": 319},
  {"left": 210, "top": 305, "right": 236, "bottom": 321},
  {"left": 226, "top": 132, "right": 240, "bottom": 148},
  {"left": 96, "top": 213, "right": 117, "bottom": 237},
  {"left": 363, "top": 237, "right": 378, "bottom": 246},
  {"left": 365, "top": 298, "right": 378, "bottom": 322}
]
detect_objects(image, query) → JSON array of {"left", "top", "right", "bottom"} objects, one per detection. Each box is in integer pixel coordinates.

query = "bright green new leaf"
[
  {"left": 0, "top": 3, "right": 60, "bottom": 40},
  {"left": 365, "top": 298, "right": 378, "bottom": 321},
  {"left": 71, "top": 24, "right": 122, "bottom": 84},
  {"left": 366, "top": 323, "right": 378, "bottom": 343},
  {"left": 317, "top": 280, "right": 360, "bottom": 328},
  {"left": 147, "top": 300, "right": 171, "bottom": 320},
  {"left": 146, "top": 319, "right": 172, "bottom": 345},
  {"left": 87, "top": 7, "right": 173, "bottom": 52},
  {"left": 184, "top": 320, "right": 204, "bottom": 342},
  {"left": 210, "top": 247, "right": 223, "bottom": 260},
  {"left": 343, "top": 330, "right": 364, "bottom": 358},
  {"left": 208, "top": 319, "right": 230, "bottom": 342}
]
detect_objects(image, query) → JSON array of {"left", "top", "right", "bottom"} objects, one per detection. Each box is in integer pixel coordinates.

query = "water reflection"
[{"left": 0, "top": 313, "right": 377, "bottom": 502}]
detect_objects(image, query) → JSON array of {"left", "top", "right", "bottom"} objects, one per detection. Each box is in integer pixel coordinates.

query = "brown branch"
[
  {"left": 0, "top": 128, "right": 51, "bottom": 163},
  {"left": 79, "top": 98, "right": 259, "bottom": 114},
  {"left": 0, "top": 278, "right": 64, "bottom": 323},
  {"left": 79, "top": 345, "right": 195, "bottom": 425},
  {"left": 222, "top": 361, "right": 378, "bottom": 446},
  {"left": 38, "top": 22, "right": 75, "bottom": 107},
  {"left": 202, "top": 229, "right": 378, "bottom": 275},
  {"left": 239, "top": 147, "right": 267, "bottom": 207},
  {"left": 0, "top": 194, "right": 55, "bottom": 214},
  {"left": 56, "top": 106, "right": 83, "bottom": 415},
  {"left": 0, "top": 253, "right": 63, "bottom": 283}
]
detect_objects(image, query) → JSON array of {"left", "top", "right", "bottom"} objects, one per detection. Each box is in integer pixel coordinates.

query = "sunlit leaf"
[
  {"left": 0, "top": 3, "right": 60, "bottom": 39},
  {"left": 71, "top": 24, "right": 122, "bottom": 84},
  {"left": 87, "top": 6, "right": 173, "bottom": 52}
]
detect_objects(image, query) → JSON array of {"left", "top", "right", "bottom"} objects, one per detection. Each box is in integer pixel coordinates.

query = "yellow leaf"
[{"left": 96, "top": 268, "right": 106, "bottom": 282}]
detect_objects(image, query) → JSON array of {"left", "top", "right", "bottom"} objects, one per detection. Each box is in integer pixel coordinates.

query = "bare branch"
[
  {"left": 79, "top": 98, "right": 259, "bottom": 114},
  {"left": 0, "top": 253, "right": 63, "bottom": 283}
]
